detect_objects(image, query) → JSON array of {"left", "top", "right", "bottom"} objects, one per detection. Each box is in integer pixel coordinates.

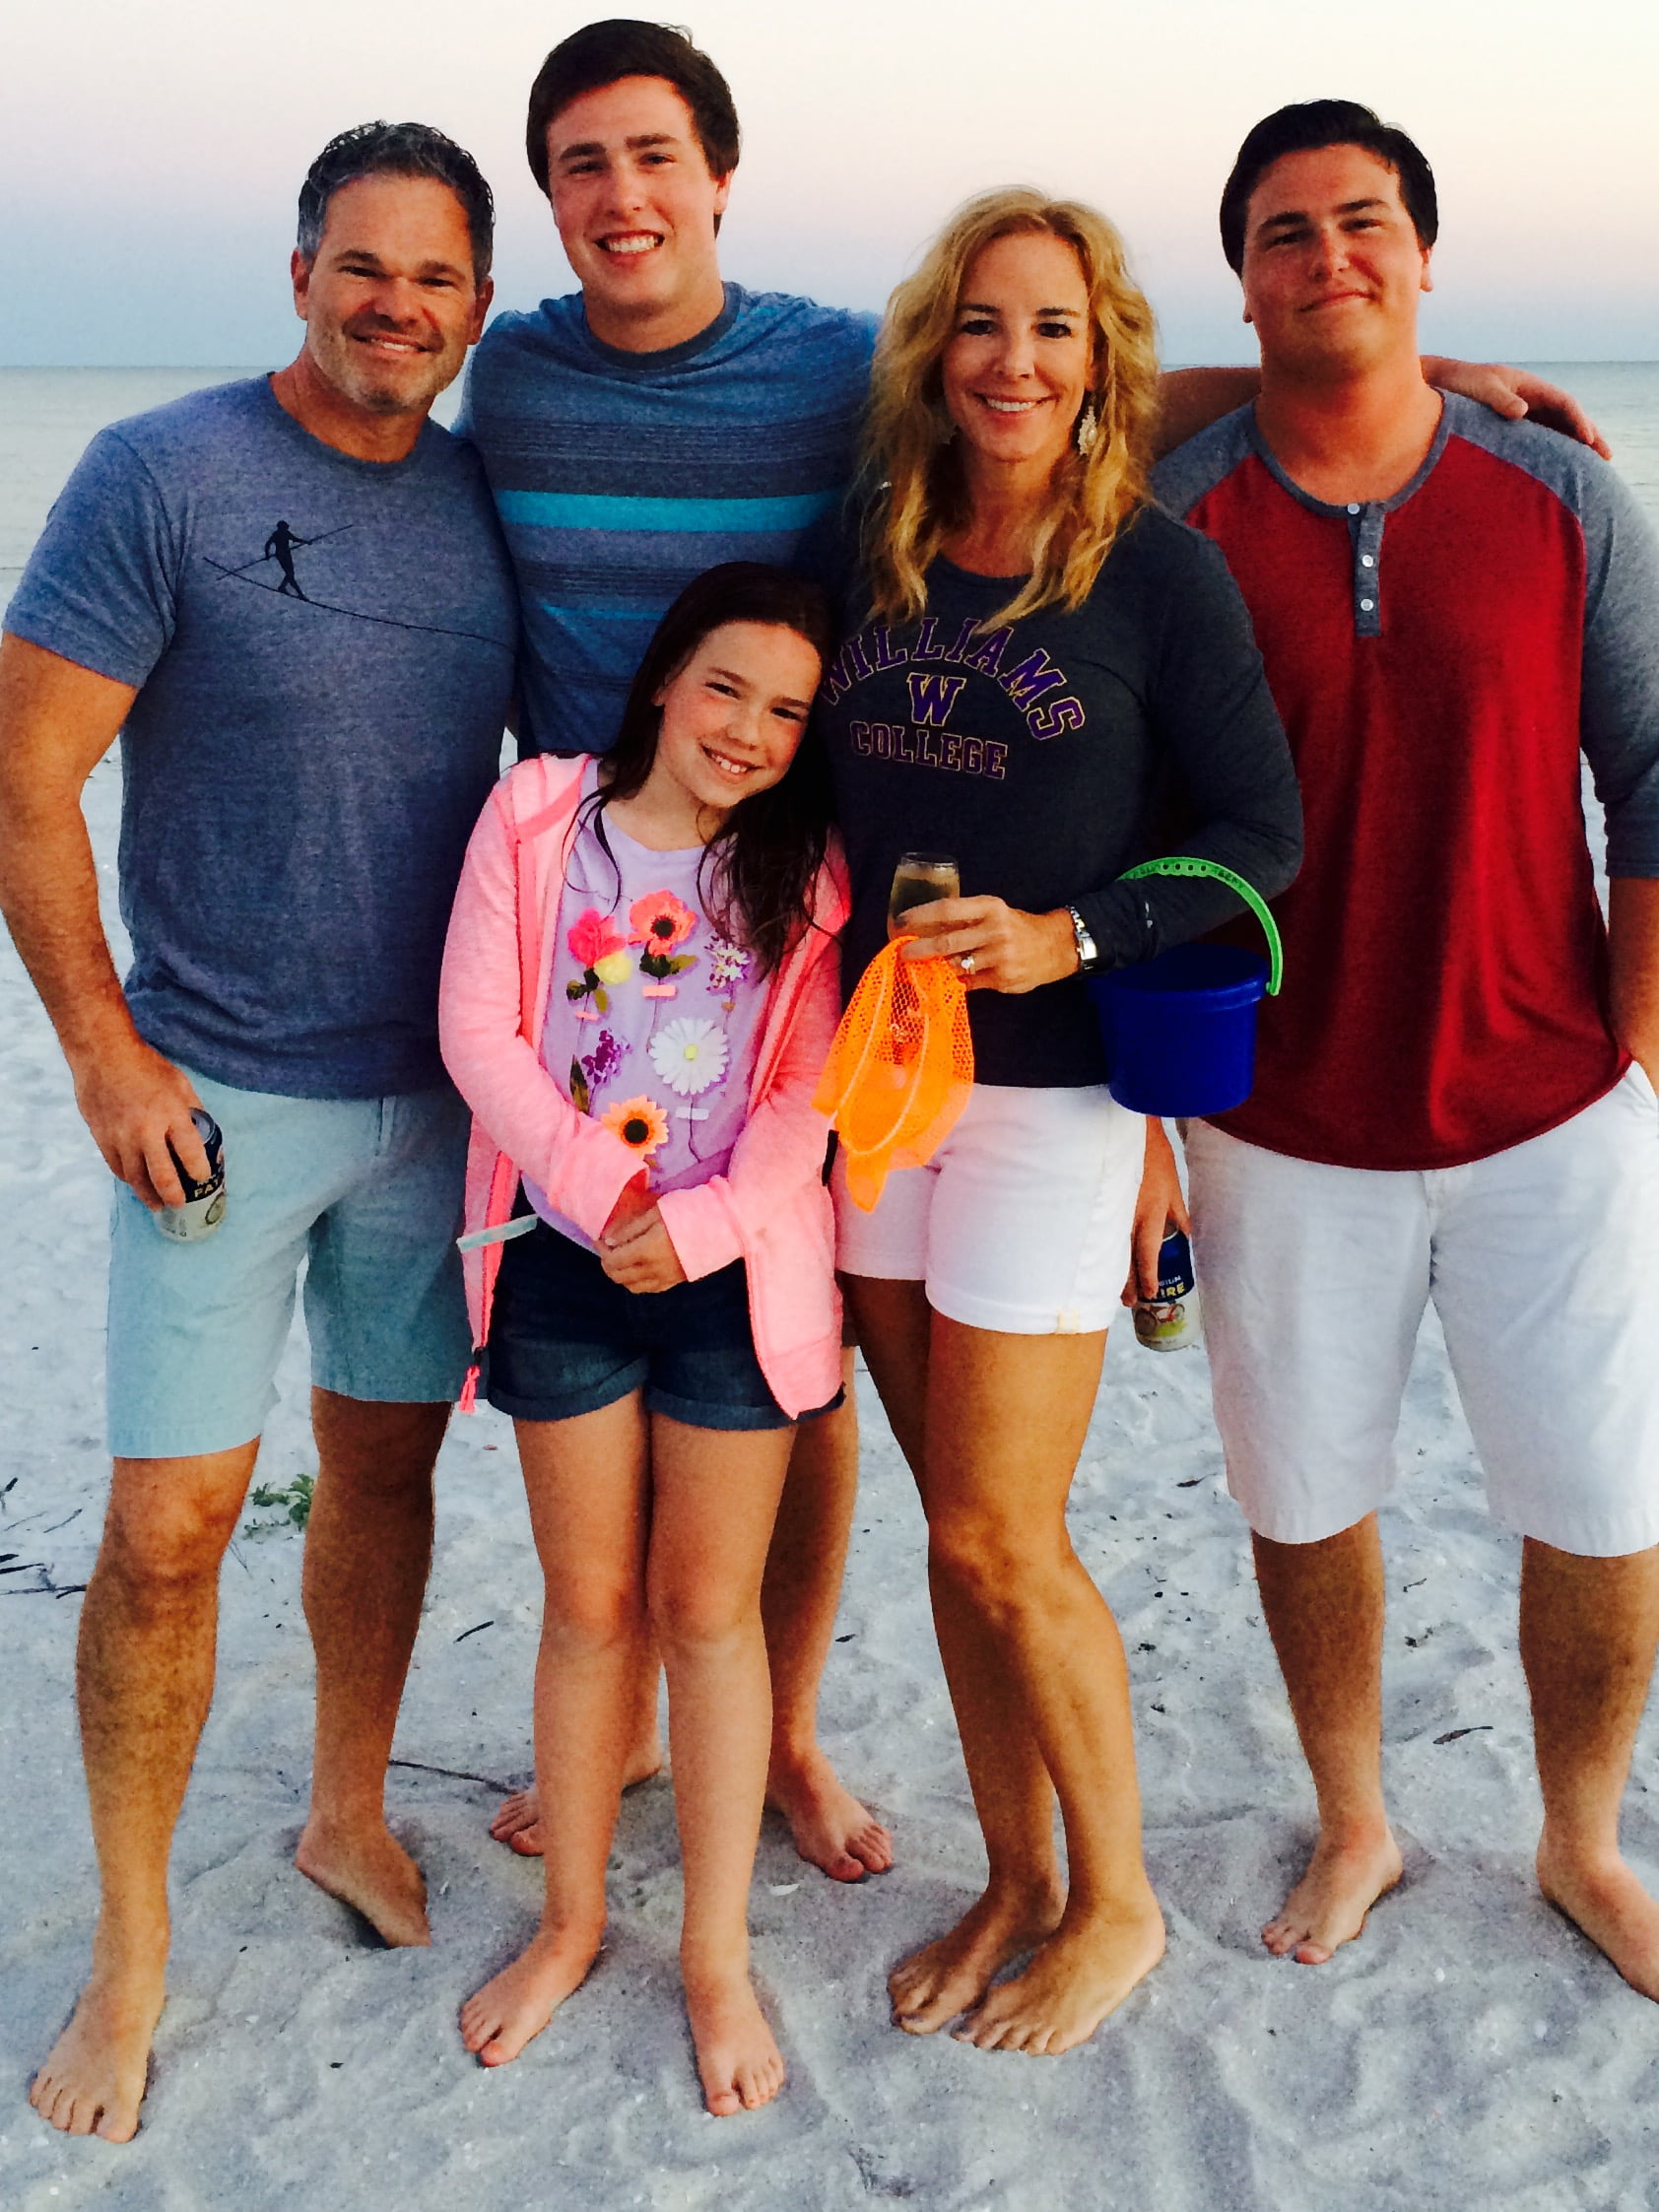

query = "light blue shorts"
[{"left": 106, "top": 1070, "right": 472, "bottom": 1459}]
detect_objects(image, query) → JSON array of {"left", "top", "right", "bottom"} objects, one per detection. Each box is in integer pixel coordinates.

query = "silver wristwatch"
[{"left": 1067, "top": 905, "right": 1100, "bottom": 974}]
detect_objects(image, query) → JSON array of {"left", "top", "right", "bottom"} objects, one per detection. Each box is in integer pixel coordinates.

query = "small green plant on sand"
[{"left": 242, "top": 1472, "right": 315, "bottom": 1536}]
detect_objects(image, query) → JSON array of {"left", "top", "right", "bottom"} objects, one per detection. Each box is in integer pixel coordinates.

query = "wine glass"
[{"left": 888, "top": 852, "right": 960, "bottom": 939}]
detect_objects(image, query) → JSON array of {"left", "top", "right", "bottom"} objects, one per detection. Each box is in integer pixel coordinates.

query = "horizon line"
[{"left": 5, "top": 357, "right": 1659, "bottom": 372}]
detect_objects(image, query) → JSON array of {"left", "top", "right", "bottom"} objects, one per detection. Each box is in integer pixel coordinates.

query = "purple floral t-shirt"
[{"left": 525, "top": 767, "right": 769, "bottom": 1251}]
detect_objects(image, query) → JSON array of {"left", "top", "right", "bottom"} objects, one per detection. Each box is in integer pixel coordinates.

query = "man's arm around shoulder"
[
  {"left": 0, "top": 633, "right": 209, "bottom": 1206},
  {"left": 1153, "top": 362, "right": 1609, "bottom": 462}
]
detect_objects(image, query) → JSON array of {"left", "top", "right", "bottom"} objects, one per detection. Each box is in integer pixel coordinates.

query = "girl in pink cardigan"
[{"left": 439, "top": 565, "right": 847, "bottom": 2116}]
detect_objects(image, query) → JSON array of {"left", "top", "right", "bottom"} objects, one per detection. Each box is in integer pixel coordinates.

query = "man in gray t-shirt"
[{"left": 0, "top": 125, "right": 515, "bottom": 2144}]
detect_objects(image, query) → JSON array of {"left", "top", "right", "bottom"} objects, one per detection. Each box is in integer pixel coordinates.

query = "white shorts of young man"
[
  {"left": 1185, "top": 1064, "right": 1659, "bottom": 1556},
  {"left": 831, "top": 1082, "right": 1145, "bottom": 1335}
]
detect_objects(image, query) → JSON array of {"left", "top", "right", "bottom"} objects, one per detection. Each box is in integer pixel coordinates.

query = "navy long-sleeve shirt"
[{"left": 815, "top": 503, "right": 1303, "bottom": 1088}]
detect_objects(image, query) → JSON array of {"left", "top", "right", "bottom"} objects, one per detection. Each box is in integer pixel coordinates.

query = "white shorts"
[
  {"left": 832, "top": 1083, "right": 1145, "bottom": 1335},
  {"left": 1185, "top": 1065, "right": 1659, "bottom": 1555}
]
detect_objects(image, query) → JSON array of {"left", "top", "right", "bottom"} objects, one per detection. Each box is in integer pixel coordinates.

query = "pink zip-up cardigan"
[{"left": 438, "top": 754, "right": 848, "bottom": 1421}]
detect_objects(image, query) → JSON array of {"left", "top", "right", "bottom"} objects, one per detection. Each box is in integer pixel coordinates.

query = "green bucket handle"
[{"left": 1118, "top": 856, "right": 1285, "bottom": 997}]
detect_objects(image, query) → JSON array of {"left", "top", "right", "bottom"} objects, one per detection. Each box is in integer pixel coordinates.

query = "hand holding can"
[
  {"left": 156, "top": 1108, "right": 228, "bottom": 1242},
  {"left": 1134, "top": 1225, "right": 1200, "bottom": 1352}
]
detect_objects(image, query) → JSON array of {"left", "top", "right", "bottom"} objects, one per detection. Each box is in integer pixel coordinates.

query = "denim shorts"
[
  {"left": 106, "top": 1071, "right": 472, "bottom": 1458},
  {"left": 485, "top": 1219, "right": 841, "bottom": 1432}
]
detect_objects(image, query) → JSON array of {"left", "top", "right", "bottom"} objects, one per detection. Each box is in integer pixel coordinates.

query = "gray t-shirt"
[{"left": 5, "top": 376, "right": 518, "bottom": 1098}]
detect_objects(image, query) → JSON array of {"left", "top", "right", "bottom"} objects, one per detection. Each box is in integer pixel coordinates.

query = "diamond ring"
[{"left": 959, "top": 953, "right": 975, "bottom": 975}]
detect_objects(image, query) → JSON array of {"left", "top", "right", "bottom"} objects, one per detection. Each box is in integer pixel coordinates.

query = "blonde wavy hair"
[{"left": 860, "top": 188, "right": 1161, "bottom": 630}]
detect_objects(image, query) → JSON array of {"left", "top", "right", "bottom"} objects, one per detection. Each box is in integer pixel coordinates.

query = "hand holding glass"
[{"left": 888, "top": 852, "right": 960, "bottom": 939}]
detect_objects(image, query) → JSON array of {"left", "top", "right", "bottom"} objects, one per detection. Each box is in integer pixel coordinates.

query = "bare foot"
[
  {"left": 1262, "top": 1823, "right": 1403, "bottom": 1965},
  {"left": 489, "top": 1739, "right": 664, "bottom": 1858},
  {"left": 295, "top": 1817, "right": 431, "bottom": 1947},
  {"left": 889, "top": 1878, "right": 1065, "bottom": 2036},
  {"left": 489, "top": 1787, "right": 547, "bottom": 1857},
  {"left": 954, "top": 1894, "right": 1166, "bottom": 2054},
  {"left": 767, "top": 1746, "right": 894, "bottom": 1882},
  {"left": 458, "top": 1923, "right": 603, "bottom": 2065},
  {"left": 1538, "top": 1839, "right": 1659, "bottom": 2000},
  {"left": 30, "top": 1963, "right": 166, "bottom": 2142},
  {"left": 684, "top": 1965, "right": 785, "bottom": 2115}
]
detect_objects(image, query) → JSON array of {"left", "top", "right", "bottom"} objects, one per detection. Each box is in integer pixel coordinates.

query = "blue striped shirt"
[{"left": 458, "top": 285, "right": 878, "bottom": 755}]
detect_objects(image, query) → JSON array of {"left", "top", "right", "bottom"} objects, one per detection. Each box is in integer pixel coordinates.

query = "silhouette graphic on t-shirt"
[
  {"left": 206, "top": 521, "right": 510, "bottom": 652},
  {"left": 263, "top": 520, "right": 315, "bottom": 598}
]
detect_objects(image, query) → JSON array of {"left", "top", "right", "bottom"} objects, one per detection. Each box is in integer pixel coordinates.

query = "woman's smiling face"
[
  {"left": 941, "top": 229, "right": 1094, "bottom": 475},
  {"left": 649, "top": 621, "right": 822, "bottom": 823}
]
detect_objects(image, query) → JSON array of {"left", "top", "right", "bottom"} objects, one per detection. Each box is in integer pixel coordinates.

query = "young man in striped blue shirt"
[{"left": 461, "top": 23, "right": 877, "bottom": 763}]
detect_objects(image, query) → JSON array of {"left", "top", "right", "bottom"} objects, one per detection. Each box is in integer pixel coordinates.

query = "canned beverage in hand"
[
  {"left": 1134, "top": 1225, "right": 1199, "bottom": 1352},
  {"left": 156, "top": 1108, "right": 227, "bottom": 1242}
]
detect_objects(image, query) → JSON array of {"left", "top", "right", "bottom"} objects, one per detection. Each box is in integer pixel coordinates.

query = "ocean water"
[
  {"left": 0, "top": 367, "right": 463, "bottom": 604},
  {"left": 3, "top": 362, "right": 1657, "bottom": 605}
]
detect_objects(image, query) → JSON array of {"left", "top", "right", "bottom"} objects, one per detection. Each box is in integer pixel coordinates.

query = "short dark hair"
[
  {"left": 1219, "top": 100, "right": 1437, "bottom": 275},
  {"left": 298, "top": 121, "right": 495, "bottom": 283},
  {"left": 525, "top": 19, "right": 740, "bottom": 196}
]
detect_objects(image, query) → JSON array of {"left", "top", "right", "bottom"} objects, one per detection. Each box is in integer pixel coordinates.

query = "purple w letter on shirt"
[{"left": 907, "top": 671, "right": 967, "bottom": 726}]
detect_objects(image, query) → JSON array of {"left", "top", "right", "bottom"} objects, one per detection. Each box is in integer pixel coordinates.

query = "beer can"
[
  {"left": 1133, "top": 1226, "right": 1200, "bottom": 1352},
  {"left": 156, "top": 1108, "right": 228, "bottom": 1242}
]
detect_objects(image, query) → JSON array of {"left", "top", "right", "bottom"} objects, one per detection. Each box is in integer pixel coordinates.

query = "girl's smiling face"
[{"left": 648, "top": 621, "right": 823, "bottom": 824}]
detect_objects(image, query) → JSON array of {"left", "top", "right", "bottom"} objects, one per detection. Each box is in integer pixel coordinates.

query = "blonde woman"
[{"left": 820, "top": 191, "right": 1301, "bottom": 2051}]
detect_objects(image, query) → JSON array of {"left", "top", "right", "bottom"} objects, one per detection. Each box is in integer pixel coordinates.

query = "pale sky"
[{"left": 5, "top": 0, "right": 1657, "bottom": 367}]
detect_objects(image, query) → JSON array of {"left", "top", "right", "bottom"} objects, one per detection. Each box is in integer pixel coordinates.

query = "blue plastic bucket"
[
  {"left": 1091, "top": 943, "right": 1270, "bottom": 1116},
  {"left": 1090, "top": 855, "right": 1284, "bottom": 1116}
]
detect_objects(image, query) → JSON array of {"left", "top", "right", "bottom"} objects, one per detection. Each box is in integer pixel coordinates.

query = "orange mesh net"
[{"left": 813, "top": 939, "right": 974, "bottom": 1212}]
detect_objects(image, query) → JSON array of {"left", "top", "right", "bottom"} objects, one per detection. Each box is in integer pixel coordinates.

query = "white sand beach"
[{"left": 4, "top": 369, "right": 1659, "bottom": 2208}]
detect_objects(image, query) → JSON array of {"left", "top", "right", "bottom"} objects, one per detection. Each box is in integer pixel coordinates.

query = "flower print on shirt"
[
  {"left": 705, "top": 938, "right": 752, "bottom": 1009},
  {"left": 526, "top": 766, "right": 771, "bottom": 1248},
  {"left": 600, "top": 1095, "right": 669, "bottom": 1159},
  {"left": 565, "top": 909, "right": 633, "bottom": 1020},
  {"left": 648, "top": 1018, "right": 730, "bottom": 1122},
  {"left": 567, "top": 1028, "right": 630, "bottom": 1114},
  {"left": 583, "top": 1029, "right": 628, "bottom": 1092},
  {"left": 630, "top": 890, "right": 697, "bottom": 997}
]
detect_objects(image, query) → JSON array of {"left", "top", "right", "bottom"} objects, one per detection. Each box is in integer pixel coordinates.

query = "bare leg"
[
  {"left": 1525, "top": 1538, "right": 1659, "bottom": 1998},
  {"left": 847, "top": 1278, "right": 1063, "bottom": 2034},
  {"left": 31, "top": 1444, "right": 257, "bottom": 2142},
  {"left": 763, "top": 1355, "right": 893, "bottom": 1881},
  {"left": 487, "top": 1366, "right": 887, "bottom": 1883},
  {"left": 460, "top": 1396, "right": 651, "bottom": 2064},
  {"left": 648, "top": 1413, "right": 794, "bottom": 2115},
  {"left": 295, "top": 1389, "right": 448, "bottom": 1946},
  {"left": 1250, "top": 1517, "right": 1403, "bottom": 1964},
  {"left": 490, "top": 1520, "right": 661, "bottom": 1856},
  {"left": 920, "top": 1318, "right": 1163, "bottom": 2055}
]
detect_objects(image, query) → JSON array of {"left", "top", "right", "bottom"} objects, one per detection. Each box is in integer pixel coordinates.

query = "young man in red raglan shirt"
[{"left": 1157, "top": 100, "right": 1659, "bottom": 1997}]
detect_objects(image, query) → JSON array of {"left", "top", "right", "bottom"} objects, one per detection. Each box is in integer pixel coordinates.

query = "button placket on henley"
[{"left": 1349, "top": 501, "right": 1385, "bottom": 637}]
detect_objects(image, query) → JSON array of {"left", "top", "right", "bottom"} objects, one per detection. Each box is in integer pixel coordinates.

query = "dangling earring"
[{"left": 1075, "top": 403, "right": 1099, "bottom": 456}]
